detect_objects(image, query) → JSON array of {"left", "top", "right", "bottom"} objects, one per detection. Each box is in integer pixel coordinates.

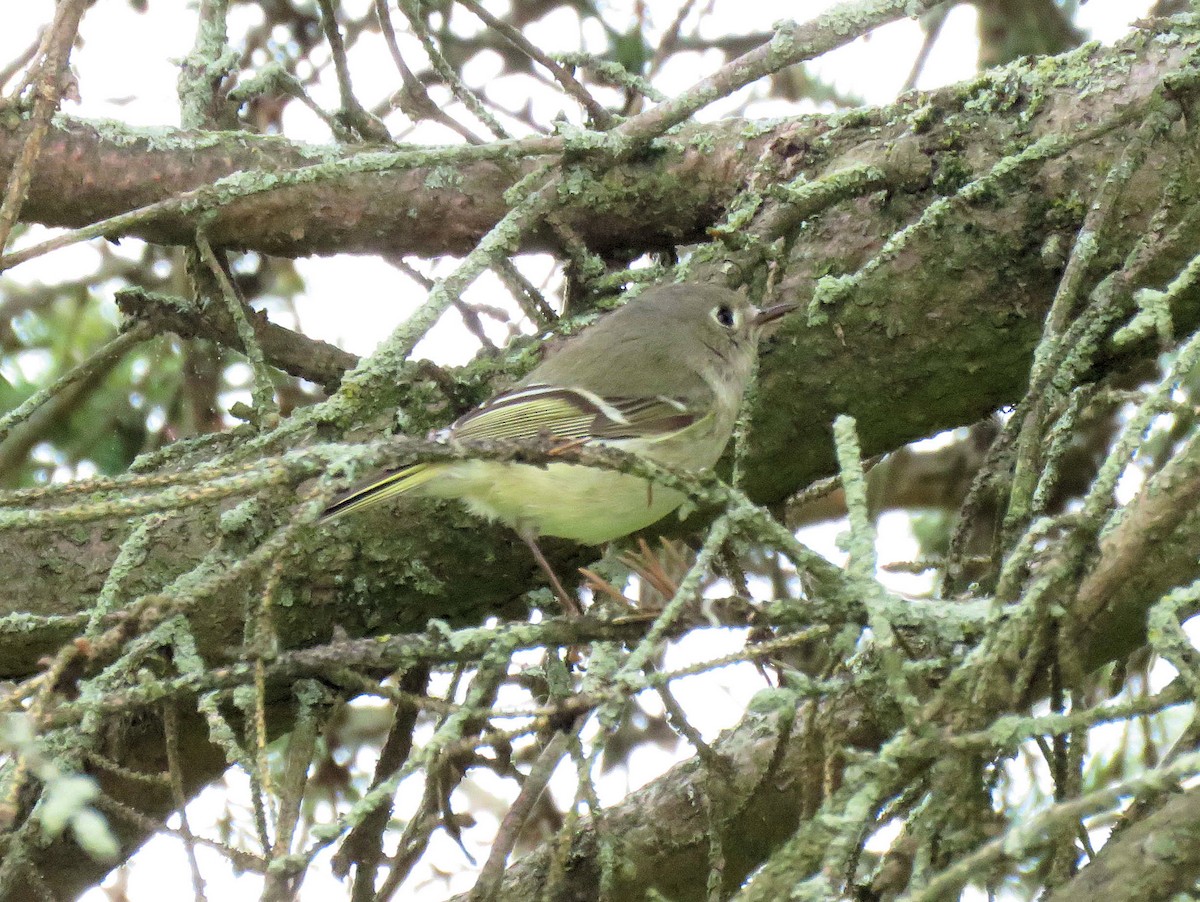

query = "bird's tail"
[{"left": 320, "top": 462, "right": 442, "bottom": 522}]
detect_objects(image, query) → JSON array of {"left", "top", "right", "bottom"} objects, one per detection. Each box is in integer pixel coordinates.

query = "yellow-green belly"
[{"left": 420, "top": 459, "right": 684, "bottom": 545}]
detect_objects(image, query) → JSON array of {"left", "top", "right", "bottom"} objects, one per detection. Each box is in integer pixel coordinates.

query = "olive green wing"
[
  {"left": 321, "top": 385, "right": 703, "bottom": 523},
  {"left": 451, "top": 383, "right": 701, "bottom": 442}
]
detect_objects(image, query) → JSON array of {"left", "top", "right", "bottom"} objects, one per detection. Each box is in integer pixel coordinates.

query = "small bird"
[{"left": 322, "top": 283, "right": 791, "bottom": 548}]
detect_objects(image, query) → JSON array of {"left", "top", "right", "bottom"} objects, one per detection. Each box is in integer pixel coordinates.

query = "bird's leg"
[{"left": 519, "top": 530, "right": 583, "bottom": 618}]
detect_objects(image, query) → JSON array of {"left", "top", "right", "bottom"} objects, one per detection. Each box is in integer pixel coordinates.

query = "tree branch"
[
  {"left": 115, "top": 287, "right": 357, "bottom": 391},
  {"left": 0, "top": 32, "right": 1183, "bottom": 264},
  {"left": 1044, "top": 786, "right": 1200, "bottom": 902}
]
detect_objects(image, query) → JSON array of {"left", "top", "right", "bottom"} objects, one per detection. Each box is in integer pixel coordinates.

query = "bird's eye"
[{"left": 714, "top": 305, "right": 736, "bottom": 328}]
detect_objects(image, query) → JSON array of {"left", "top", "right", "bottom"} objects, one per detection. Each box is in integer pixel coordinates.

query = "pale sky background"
[{"left": 0, "top": 1, "right": 1172, "bottom": 900}]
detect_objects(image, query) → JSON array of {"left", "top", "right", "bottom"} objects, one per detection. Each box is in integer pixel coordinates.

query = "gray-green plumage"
[{"left": 323, "top": 283, "right": 788, "bottom": 544}]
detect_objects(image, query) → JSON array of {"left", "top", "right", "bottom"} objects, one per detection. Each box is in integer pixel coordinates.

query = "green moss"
[
  {"left": 931, "top": 152, "right": 972, "bottom": 195},
  {"left": 688, "top": 131, "right": 716, "bottom": 154},
  {"left": 423, "top": 165, "right": 464, "bottom": 190},
  {"left": 218, "top": 498, "right": 260, "bottom": 536},
  {"left": 907, "top": 103, "right": 937, "bottom": 135},
  {"left": 748, "top": 686, "right": 800, "bottom": 715},
  {"left": 399, "top": 557, "right": 445, "bottom": 596}
]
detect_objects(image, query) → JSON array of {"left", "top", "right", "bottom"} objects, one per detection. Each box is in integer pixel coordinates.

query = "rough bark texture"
[
  {"left": 0, "top": 121, "right": 749, "bottom": 259},
  {"left": 490, "top": 702, "right": 860, "bottom": 902},
  {"left": 1045, "top": 787, "right": 1200, "bottom": 902},
  {"left": 0, "top": 33, "right": 1185, "bottom": 270}
]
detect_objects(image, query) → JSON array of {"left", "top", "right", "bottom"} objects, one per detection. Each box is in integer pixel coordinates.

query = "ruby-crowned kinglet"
[{"left": 322, "top": 284, "right": 792, "bottom": 545}]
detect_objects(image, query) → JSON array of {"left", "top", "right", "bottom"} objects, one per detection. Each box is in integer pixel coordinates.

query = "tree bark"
[
  {"left": 1045, "top": 787, "right": 1200, "bottom": 902},
  {"left": 0, "top": 32, "right": 1186, "bottom": 265}
]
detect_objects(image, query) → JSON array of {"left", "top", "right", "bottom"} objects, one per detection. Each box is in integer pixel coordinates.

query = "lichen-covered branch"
[{"left": 0, "top": 31, "right": 1184, "bottom": 266}]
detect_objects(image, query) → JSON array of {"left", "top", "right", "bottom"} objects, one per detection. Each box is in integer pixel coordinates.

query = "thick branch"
[
  {"left": 115, "top": 287, "right": 357, "bottom": 390},
  {"left": 0, "top": 121, "right": 748, "bottom": 259},
  {"left": 1075, "top": 427, "right": 1200, "bottom": 670},
  {"left": 0, "top": 32, "right": 1187, "bottom": 264},
  {"left": 1045, "top": 787, "right": 1200, "bottom": 902},
  {"left": 482, "top": 703, "right": 851, "bottom": 902}
]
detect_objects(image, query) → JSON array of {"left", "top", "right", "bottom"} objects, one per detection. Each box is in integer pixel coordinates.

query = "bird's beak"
[{"left": 753, "top": 302, "right": 796, "bottom": 328}]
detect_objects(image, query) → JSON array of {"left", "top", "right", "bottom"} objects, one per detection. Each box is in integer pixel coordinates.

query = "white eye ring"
[{"left": 713, "top": 305, "right": 737, "bottom": 328}]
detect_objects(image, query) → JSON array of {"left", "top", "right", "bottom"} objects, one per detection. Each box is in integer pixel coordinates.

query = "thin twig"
[
  {"left": 373, "top": 0, "right": 483, "bottom": 143},
  {"left": 316, "top": 0, "right": 390, "bottom": 141},
  {"left": 471, "top": 730, "right": 572, "bottom": 901},
  {"left": 453, "top": 0, "right": 614, "bottom": 128},
  {"left": 0, "top": 28, "right": 44, "bottom": 94},
  {"left": 194, "top": 231, "right": 280, "bottom": 421},
  {"left": 649, "top": 0, "right": 703, "bottom": 77},
  {"left": 0, "top": 0, "right": 94, "bottom": 253},
  {"left": 115, "top": 286, "right": 357, "bottom": 390},
  {"left": 337, "top": 666, "right": 428, "bottom": 896},
  {"left": 396, "top": 0, "right": 510, "bottom": 139},
  {"left": 384, "top": 253, "right": 498, "bottom": 349},
  {"left": 163, "top": 703, "right": 210, "bottom": 902},
  {"left": 901, "top": 4, "right": 949, "bottom": 93},
  {"left": 0, "top": 322, "right": 151, "bottom": 447}
]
